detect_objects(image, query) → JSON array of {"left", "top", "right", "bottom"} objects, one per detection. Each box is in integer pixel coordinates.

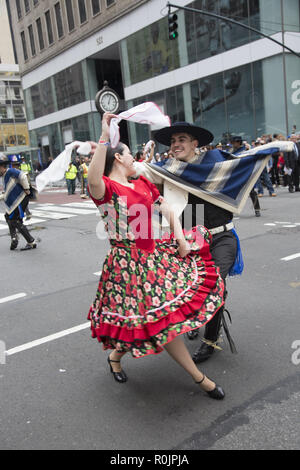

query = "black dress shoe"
[
  {"left": 10, "top": 237, "right": 18, "bottom": 250},
  {"left": 255, "top": 210, "right": 261, "bottom": 217},
  {"left": 195, "top": 374, "right": 225, "bottom": 400},
  {"left": 107, "top": 356, "right": 128, "bottom": 383},
  {"left": 20, "top": 241, "right": 37, "bottom": 251},
  {"left": 206, "top": 385, "right": 225, "bottom": 400},
  {"left": 192, "top": 341, "right": 216, "bottom": 363},
  {"left": 186, "top": 329, "right": 199, "bottom": 340}
]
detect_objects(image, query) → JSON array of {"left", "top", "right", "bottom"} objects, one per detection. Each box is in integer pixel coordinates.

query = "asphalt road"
[{"left": 0, "top": 187, "right": 299, "bottom": 450}]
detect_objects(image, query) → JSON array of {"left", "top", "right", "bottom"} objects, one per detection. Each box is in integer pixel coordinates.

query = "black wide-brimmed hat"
[{"left": 154, "top": 122, "right": 214, "bottom": 147}]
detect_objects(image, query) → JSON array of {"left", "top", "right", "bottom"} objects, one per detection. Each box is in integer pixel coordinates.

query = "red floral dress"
[{"left": 87, "top": 175, "right": 224, "bottom": 358}]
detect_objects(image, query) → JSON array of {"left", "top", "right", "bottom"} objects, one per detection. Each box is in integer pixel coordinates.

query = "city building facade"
[
  {"left": 7, "top": 0, "right": 300, "bottom": 165},
  {"left": 0, "top": 0, "right": 29, "bottom": 153}
]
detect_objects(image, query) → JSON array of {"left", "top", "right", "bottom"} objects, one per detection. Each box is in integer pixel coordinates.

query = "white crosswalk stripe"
[
  {"left": 36, "top": 204, "right": 98, "bottom": 215},
  {"left": 0, "top": 201, "right": 97, "bottom": 231}
]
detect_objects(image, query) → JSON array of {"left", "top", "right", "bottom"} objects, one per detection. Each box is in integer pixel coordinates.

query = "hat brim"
[{"left": 154, "top": 125, "right": 214, "bottom": 147}]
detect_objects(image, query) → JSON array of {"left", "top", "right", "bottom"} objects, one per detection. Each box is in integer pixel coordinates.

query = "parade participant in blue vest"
[{"left": 0, "top": 153, "right": 37, "bottom": 251}]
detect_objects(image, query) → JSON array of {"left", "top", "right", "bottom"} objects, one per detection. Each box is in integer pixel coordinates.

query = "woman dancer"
[{"left": 87, "top": 113, "right": 225, "bottom": 399}]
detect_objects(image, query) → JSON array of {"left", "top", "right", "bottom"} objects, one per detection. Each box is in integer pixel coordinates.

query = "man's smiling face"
[{"left": 170, "top": 133, "right": 198, "bottom": 162}]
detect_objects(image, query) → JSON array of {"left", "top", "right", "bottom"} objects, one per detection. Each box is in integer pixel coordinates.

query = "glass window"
[
  {"left": 0, "top": 104, "right": 8, "bottom": 119},
  {"left": 78, "top": 0, "right": 87, "bottom": 23},
  {"left": 248, "top": 0, "right": 261, "bottom": 36},
  {"left": 0, "top": 82, "right": 6, "bottom": 101},
  {"left": 10, "top": 83, "right": 23, "bottom": 100},
  {"left": 65, "top": 0, "right": 75, "bottom": 31},
  {"left": 23, "top": 89, "right": 33, "bottom": 121},
  {"left": 193, "top": 72, "right": 227, "bottom": 143},
  {"left": 122, "top": 18, "right": 179, "bottom": 86},
  {"left": 20, "top": 31, "right": 28, "bottom": 61},
  {"left": 45, "top": 10, "right": 54, "bottom": 45},
  {"left": 33, "top": 0, "right": 39, "bottom": 5},
  {"left": 24, "top": 0, "right": 30, "bottom": 14},
  {"left": 260, "top": 55, "right": 287, "bottom": 137},
  {"left": 36, "top": 18, "right": 45, "bottom": 50},
  {"left": 41, "top": 79, "right": 55, "bottom": 115},
  {"left": 259, "top": 0, "right": 282, "bottom": 36},
  {"left": 30, "top": 78, "right": 55, "bottom": 119},
  {"left": 184, "top": 0, "right": 264, "bottom": 66},
  {"left": 4, "top": 84, "right": 13, "bottom": 100},
  {"left": 16, "top": 124, "right": 29, "bottom": 145},
  {"left": 28, "top": 24, "right": 36, "bottom": 56},
  {"left": 166, "top": 86, "right": 185, "bottom": 123},
  {"left": 54, "top": 62, "right": 86, "bottom": 110},
  {"left": 92, "top": 0, "right": 101, "bottom": 15},
  {"left": 16, "top": 0, "right": 22, "bottom": 19},
  {"left": 13, "top": 105, "right": 26, "bottom": 119},
  {"left": 251, "top": 60, "right": 265, "bottom": 137},
  {"left": 72, "top": 114, "right": 91, "bottom": 141},
  {"left": 106, "top": 0, "right": 115, "bottom": 6},
  {"left": 219, "top": 0, "right": 250, "bottom": 50},
  {"left": 224, "top": 64, "right": 255, "bottom": 142},
  {"left": 55, "top": 2, "right": 64, "bottom": 38},
  {"left": 30, "top": 84, "right": 41, "bottom": 118}
]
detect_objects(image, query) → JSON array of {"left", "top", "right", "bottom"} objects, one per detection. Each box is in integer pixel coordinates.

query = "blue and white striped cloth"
[
  {"left": 148, "top": 141, "right": 293, "bottom": 214},
  {"left": 0, "top": 168, "right": 28, "bottom": 215}
]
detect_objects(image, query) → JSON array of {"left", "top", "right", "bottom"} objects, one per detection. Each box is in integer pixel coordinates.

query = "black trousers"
[
  {"left": 5, "top": 196, "right": 34, "bottom": 244},
  {"left": 270, "top": 156, "right": 280, "bottom": 186},
  {"left": 249, "top": 188, "right": 260, "bottom": 211},
  {"left": 204, "top": 230, "right": 237, "bottom": 341}
]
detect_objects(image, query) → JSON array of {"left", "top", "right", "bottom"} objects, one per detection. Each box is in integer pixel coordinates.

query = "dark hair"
[
  {"left": 104, "top": 142, "right": 125, "bottom": 176},
  {"left": 134, "top": 151, "right": 143, "bottom": 161}
]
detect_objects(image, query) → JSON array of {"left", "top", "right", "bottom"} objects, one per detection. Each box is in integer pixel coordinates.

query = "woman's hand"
[
  {"left": 177, "top": 240, "right": 191, "bottom": 258},
  {"left": 100, "top": 112, "right": 118, "bottom": 142}
]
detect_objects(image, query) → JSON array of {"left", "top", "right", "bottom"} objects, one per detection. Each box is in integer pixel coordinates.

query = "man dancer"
[
  {"left": 152, "top": 123, "right": 237, "bottom": 362},
  {"left": 87, "top": 119, "right": 291, "bottom": 362},
  {"left": 0, "top": 153, "right": 37, "bottom": 251}
]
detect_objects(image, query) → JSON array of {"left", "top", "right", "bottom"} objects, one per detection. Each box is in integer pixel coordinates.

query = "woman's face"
[{"left": 119, "top": 145, "right": 136, "bottom": 177}]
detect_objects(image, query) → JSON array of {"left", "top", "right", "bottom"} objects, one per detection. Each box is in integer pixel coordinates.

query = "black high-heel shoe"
[
  {"left": 196, "top": 374, "right": 225, "bottom": 400},
  {"left": 107, "top": 356, "right": 128, "bottom": 383}
]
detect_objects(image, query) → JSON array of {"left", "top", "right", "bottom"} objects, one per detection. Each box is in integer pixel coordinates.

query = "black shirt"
[{"left": 181, "top": 193, "right": 233, "bottom": 230}]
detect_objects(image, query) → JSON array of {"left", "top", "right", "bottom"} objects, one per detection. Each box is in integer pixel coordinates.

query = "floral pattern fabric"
[{"left": 88, "top": 176, "right": 224, "bottom": 358}]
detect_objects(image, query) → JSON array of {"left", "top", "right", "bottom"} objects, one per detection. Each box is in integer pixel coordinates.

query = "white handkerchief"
[
  {"left": 36, "top": 141, "right": 87, "bottom": 192},
  {"left": 110, "top": 102, "right": 170, "bottom": 148}
]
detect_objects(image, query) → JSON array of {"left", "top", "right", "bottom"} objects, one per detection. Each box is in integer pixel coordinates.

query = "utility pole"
[{"left": 280, "top": 0, "right": 290, "bottom": 136}]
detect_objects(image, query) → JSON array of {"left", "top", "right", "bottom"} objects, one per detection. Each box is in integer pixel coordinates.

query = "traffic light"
[{"left": 168, "top": 13, "right": 178, "bottom": 40}]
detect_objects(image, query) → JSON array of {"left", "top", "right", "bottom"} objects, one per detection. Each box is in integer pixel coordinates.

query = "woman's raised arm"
[{"left": 88, "top": 113, "right": 117, "bottom": 200}]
